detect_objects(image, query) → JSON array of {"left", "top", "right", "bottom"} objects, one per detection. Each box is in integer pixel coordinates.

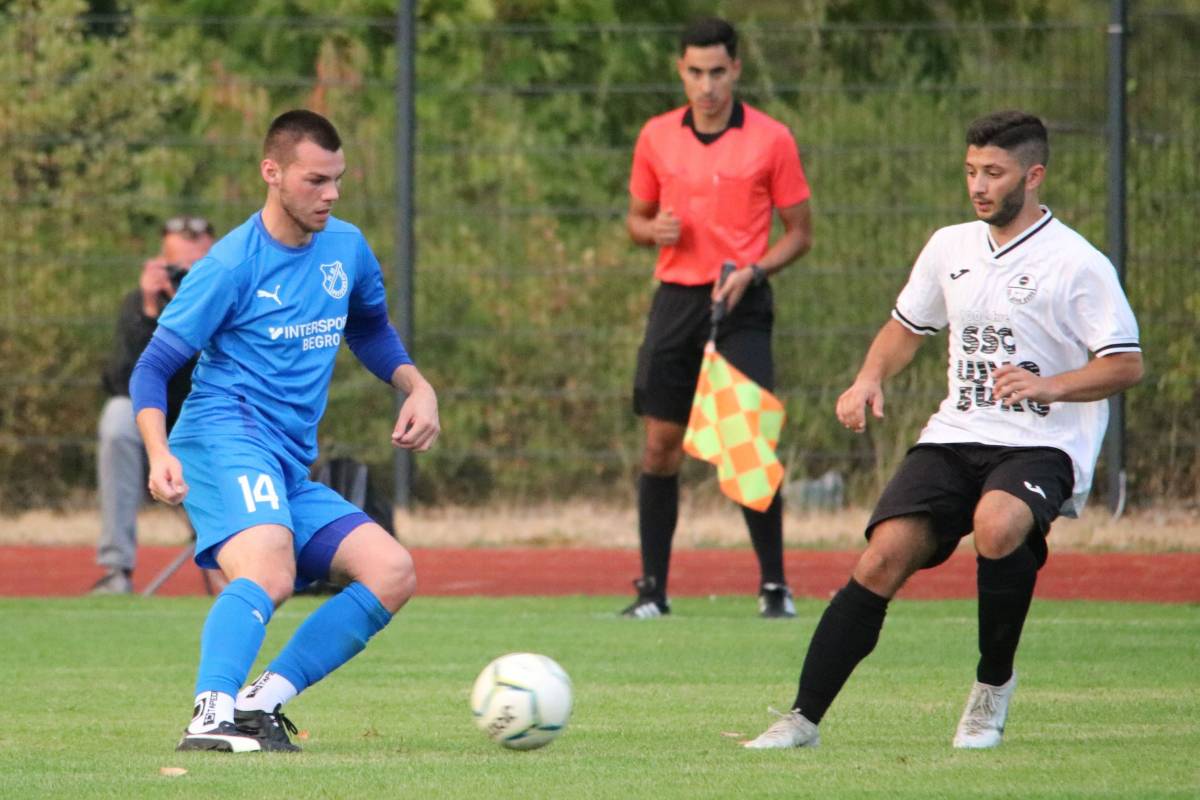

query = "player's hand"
[
  {"left": 836, "top": 379, "right": 885, "bottom": 433},
  {"left": 992, "top": 363, "right": 1056, "bottom": 406},
  {"left": 652, "top": 207, "right": 681, "bottom": 247},
  {"left": 147, "top": 451, "right": 189, "bottom": 505},
  {"left": 392, "top": 381, "right": 440, "bottom": 451},
  {"left": 140, "top": 255, "right": 173, "bottom": 315},
  {"left": 712, "top": 266, "right": 753, "bottom": 312}
]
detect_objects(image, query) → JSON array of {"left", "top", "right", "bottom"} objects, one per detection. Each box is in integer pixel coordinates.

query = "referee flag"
[{"left": 683, "top": 341, "right": 786, "bottom": 511}]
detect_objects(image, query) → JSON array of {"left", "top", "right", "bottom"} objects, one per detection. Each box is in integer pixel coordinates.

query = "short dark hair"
[
  {"left": 966, "top": 110, "right": 1049, "bottom": 168},
  {"left": 264, "top": 109, "right": 342, "bottom": 164},
  {"left": 680, "top": 17, "right": 738, "bottom": 59}
]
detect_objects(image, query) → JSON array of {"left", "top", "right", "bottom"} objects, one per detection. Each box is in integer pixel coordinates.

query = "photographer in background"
[{"left": 91, "top": 216, "right": 215, "bottom": 594}]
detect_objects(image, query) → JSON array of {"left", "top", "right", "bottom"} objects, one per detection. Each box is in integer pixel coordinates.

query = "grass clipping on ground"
[{"left": 1, "top": 501, "right": 1197, "bottom": 552}]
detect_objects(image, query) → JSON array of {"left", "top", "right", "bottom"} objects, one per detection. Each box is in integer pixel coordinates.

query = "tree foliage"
[{"left": 1, "top": 0, "right": 1196, "bottom": 511}]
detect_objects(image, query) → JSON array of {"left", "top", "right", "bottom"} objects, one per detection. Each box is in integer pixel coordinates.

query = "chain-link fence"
[{"left": 1, "top": 3, "right": 1196, "bottom": 513}]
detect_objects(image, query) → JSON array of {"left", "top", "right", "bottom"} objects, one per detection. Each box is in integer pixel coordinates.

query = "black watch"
[{"left": 749, "top": 264, "right": 768, "bottom": 287}]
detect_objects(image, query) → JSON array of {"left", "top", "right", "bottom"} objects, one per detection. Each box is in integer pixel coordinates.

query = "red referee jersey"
[{"left": 629, "top": 101, "right": 811, "bottom": 286}]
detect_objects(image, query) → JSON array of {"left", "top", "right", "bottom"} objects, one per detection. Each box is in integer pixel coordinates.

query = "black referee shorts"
[
  {"left": 865, "top": 443, "right": 1075, "bottom": 569},
  {"left": 633, "top": 280, "right": 774, "bottom": 425}
]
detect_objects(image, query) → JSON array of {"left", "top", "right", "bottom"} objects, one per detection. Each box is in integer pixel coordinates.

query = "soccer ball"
[{"left": 470, "top": 652, "right": 573, "bottom": 750}]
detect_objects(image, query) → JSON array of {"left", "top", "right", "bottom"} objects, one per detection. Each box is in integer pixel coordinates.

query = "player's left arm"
[
  {"left": 344, "top": 306, "right": 438, "bottom": 451},
  {"left": 716, "top": 128, "right": 813, "bottom": 308},
  {"left": 992, "top": 351, "right": 1143, "bottom": 406},
  {"left": 759, "top": 200, "right": 813, "bottom": 276},
  {"left": 390, "top": 363, "right": 440, "bottom": 452},
  {"left": 346, "top": 237, "right": 439, "bottom": 451},
  {"left": 996, "top": 256, "right": 1144, "bottom": 406},
  {"left": 756, "top": 128, "right": 814, "bottom": 276},
  {"left": 715, "top": 200, "right": 812, "bottom": 308},
  {"left": 345, "top": 305, "right": 412, "bottom": 379}
]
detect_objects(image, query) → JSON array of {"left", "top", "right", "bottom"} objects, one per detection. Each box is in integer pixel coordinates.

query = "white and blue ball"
[{"left": 470, "top": 652, "right": 572, "bottom": 750}]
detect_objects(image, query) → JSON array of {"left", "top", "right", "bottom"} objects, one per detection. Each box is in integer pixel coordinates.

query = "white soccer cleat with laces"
[
  {"left": 953, "top": 672, "right": 1017, "bottom": 749},
  {"left": 743, "top": 708, "right": 820, "bottom": 749}
]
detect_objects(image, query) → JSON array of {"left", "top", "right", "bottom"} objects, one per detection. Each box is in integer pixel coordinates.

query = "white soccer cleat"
[
  {"left": 953, "top": 672, "right": 1017, "bottom": 749},
  {"left": 177, "top": 721, "right": 263, "bottom": 753},
  {"left": 743, "top": 708, "right": 820, "bottom": 749}
]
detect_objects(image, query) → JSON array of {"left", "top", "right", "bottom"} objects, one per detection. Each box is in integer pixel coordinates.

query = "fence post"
[
  {"left": 1104, "top": 0, "right": 1128, "bottom": 517},
  {"left": 393, "top": 0, "right": 416, "bottom": 510}
]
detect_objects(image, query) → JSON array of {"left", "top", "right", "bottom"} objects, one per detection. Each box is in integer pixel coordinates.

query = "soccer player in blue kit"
[{"left": 130, "top": 110, "right": 439, "bottom": 753}]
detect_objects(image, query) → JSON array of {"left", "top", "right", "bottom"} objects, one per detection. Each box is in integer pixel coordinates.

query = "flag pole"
[{"left": 710, "top": 260, "right": 737, "bottom": 343}]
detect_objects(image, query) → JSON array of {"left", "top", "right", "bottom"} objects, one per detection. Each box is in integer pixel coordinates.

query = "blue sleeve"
[
  {"left": 156, "top": 256, "right": 240, "bottom": 350},
  {"left": 130, "top": 328, "right": 198, "bottom": 415},
  {"left": 349, "top": 235, "right": 388, "bottom": 313},
  {"left": 344, "top": 303, "right": 413, "bottom": 383}
]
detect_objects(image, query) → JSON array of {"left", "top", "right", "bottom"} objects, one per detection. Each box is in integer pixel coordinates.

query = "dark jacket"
[{"left": 101, "top": 289, "right": 198, "bottom": 429}]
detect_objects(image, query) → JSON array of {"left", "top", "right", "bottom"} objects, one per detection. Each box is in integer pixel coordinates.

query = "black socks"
[
  {"left": 976, "top": 544, "right": 1038, "bottom": 686},
  {"left": 793, "top": 578, "right": 889, "bottom": 724},
  {"left": 637, "top": 473, "right": 679, "bottom": 594},
  {"left": 639, "top": 475, "right": 787, "bottom": 593},
  {"left": 742, "top": 493, "right": 786, "bottom": 586},
  {"left": 787, "top": 543, "right": 1038, "bottom": 724}
]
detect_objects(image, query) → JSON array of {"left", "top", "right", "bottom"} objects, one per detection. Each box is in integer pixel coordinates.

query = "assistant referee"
[{"left": 622, "top": 17, "right": 813, "bottom": 619}]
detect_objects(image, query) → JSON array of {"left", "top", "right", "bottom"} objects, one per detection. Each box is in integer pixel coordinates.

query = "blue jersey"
[{"left": 159, "top": 212, "right": 389, "bottom": 465}]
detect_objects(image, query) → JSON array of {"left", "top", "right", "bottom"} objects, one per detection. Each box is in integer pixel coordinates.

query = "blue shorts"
[{"left": 172, "top": 434, "right": 369, "bottom": 581}]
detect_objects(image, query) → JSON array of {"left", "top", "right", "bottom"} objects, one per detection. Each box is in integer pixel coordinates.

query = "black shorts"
[
  {"left": 633, "top": 281, "right": 774, "bottom": 425},
  {"left": 866, "top": 443, "right": 1075, "bottom": 569}
]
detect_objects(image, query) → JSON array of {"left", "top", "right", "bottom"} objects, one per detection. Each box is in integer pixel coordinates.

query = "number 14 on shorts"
[{"left": 237, "top": 473, "right": 281, "bottom": 512}]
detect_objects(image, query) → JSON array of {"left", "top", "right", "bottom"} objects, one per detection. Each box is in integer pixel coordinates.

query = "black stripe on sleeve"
[
  {"left": 1093, "top": 342, "right": 1142, "bottom": 356},
  {"left": 891, "top": 308, "right": 940, "bottom": 335}
]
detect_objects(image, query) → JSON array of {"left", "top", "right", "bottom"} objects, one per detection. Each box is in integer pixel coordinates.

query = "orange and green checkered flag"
[{"left": 683, "top": 341, "right": 787, "bottom": 512}]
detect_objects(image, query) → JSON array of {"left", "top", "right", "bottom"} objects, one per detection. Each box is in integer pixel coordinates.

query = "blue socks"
[
  {"left": 194, "top": 578, "right": 274, "bottom": 697},
  {"left": 267, "top": 582, "right": 392, "bottom": 695},
  {"left": 193, "top": 580, "right": 392, "bottom": 702}
]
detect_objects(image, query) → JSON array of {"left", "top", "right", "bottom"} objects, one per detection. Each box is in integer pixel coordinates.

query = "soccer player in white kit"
[{"left": 744, "top": 110, "right": 1143, "bottom": 750}]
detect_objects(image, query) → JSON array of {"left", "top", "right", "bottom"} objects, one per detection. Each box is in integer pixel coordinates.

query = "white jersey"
[{"left": 891, "top": 207, "right": 1140, "bottom": 515}]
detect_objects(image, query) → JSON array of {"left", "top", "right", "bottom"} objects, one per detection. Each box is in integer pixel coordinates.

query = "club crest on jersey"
[
  {"left": 320, "top": 261, "right": 348, "bottom": 299},
  {"left": 1006, "top": 273, "right": 1038, "bottom": 305}
]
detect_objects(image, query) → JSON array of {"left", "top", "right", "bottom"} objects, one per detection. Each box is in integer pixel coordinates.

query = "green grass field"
[{"left": 1, "top": 595, "right": 1196, "bottom": 799}]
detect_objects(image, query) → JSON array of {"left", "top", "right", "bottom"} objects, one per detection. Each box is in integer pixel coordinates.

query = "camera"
[
  {"left": 157, "top": 264, "right": 189, "bottom": 310},
  {"left": 165, "top": 264, "right": 188, "bottom": 290}
]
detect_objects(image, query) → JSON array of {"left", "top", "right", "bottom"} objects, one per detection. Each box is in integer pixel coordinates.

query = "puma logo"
[
  {"left": 256, "top": 284, "right": 282, "bottom": 305},
  {"left": 1024, "top": 481, "right": 1046, "bottom": 500},
  {"left": 950, "top": 269, "right": 970, "bottom": 280}
]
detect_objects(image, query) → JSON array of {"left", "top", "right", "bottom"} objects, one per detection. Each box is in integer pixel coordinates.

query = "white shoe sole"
[{"left": 178, "top": 733, "right": 263, "bottom": 753}]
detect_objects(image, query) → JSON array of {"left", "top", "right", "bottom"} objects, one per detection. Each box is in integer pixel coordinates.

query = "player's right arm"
[
  {"left": 129, "top": 328, "right": 199, "bottom": 504},
  {"left": 626, "top": 196, "right": 680, "bottom": 248},
  {"left": 135, "top": 407, "right": 188, "bottom": 505},
  {"left": 836, "top": 319, "right": 924, "bottom": 433},
  {"left": 839, "top": 232, "right": 947, "bottom": 432},
  {"left": 130, "top": 251, "right": 235, "bottom": 504},
  {"left": 625, "top": 123, "right": 680, "bottom": 249}
]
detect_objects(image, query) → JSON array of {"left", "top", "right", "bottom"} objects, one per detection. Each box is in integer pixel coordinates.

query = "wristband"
[{"left": 749, "top": 264, "right": 768, "bottom": 287}]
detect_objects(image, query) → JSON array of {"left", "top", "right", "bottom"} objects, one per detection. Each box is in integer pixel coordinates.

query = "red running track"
[{"left": 1, "top": 546, "right": 1197, "bottom": 602}]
